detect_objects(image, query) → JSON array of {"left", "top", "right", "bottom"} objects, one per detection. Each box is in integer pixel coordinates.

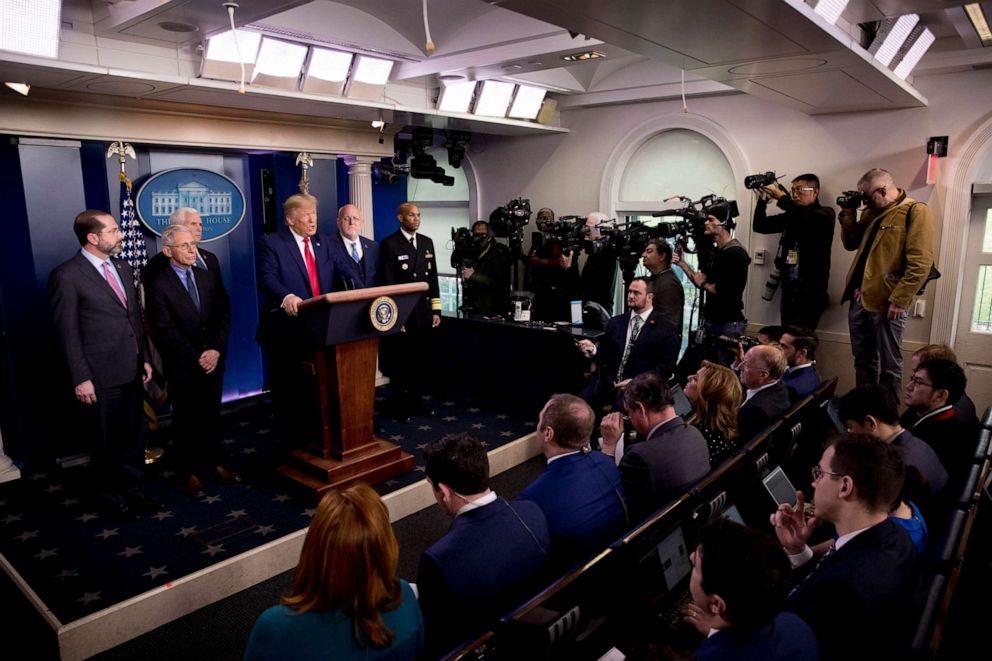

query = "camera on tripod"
[
  {"left": 836, "top": 191, "right": 867, "bottom": 209},
  {"left": 450, "top": 227, "right": 487, "bottom": 269},
  {"left": 489, "top": 198, "right": 531, "bottom": 244},
  {"left": 712, "top": 334, "right": 760, "bottom": 352}
]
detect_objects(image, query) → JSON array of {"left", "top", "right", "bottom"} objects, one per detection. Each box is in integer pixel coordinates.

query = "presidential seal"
[{"left": 370, "top": 296, "right": 398, "bottom": 332}]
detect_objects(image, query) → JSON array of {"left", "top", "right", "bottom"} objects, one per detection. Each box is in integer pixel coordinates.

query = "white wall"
[{"left": 467, "top": 68, "right": 992, "bottom": 389}]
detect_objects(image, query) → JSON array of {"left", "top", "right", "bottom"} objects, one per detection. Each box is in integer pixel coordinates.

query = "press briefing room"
[{"left": 1, "top": 1, "right": 991, "bottom": 660}]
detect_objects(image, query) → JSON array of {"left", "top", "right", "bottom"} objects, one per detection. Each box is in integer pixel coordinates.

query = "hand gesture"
[
  {"left": 600, "top": 412, "right": 624, "bottom": 456},
  {"left": 560, "top": 252, "right": 574, "bottom": 269},
  {"left": 683, "top": 602, "right": 721, "bottom": 636},
  {"left": 576, "top": 339, "right": 595, "bottom": 356},
  {"left": 770, "top": 491, "right": 817, "bottom": 554}
]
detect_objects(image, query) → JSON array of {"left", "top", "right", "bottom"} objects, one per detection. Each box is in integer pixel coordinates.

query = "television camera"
[
  {"left": 489, "top": 197, "right": 532, "bottom": 244},
  {"left": 450, "top": 226, "right": 488, "bottom": 270},
  {"left": 744, "top": 171, "right": 786, "bottom": 190}
]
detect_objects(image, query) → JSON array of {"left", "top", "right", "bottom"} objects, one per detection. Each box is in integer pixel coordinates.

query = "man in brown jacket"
[{"left": 840, "top": 168, "right": 935, "bottom": 402}]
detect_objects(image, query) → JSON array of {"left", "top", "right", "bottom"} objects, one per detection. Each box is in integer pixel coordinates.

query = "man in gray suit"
[
  {"left": 49, "top": 210, "right": 153, "bottom": 518},
  {"left": 600, "top": 372, "right": 710, "bottom": 523}
]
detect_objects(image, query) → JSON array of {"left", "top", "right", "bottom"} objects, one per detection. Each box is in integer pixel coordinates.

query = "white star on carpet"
[
  {"left": 34, "top": 548, "right": 58, "bottom": 560},
  {"left": 418, "top": 425, "right": 432, "bottom": 431},
  {"left": 76, "top": 591, "right": 102, "bottom": 605},
  {"left": 152, "top": 511, "right": 173, "bottom": 521},
  {"left": 227, "top": 510, "right": 247, "bottom": 518},
  {"left": 3, "top": 514, "right": 23, "bottom": 524},
  {"left": 202, "top": 544, "right": 226, "bottom": 557},
  {"left": 143, "top": 566, "right": 168, "bottom": 579},
  {"left": 117, "top": 546, "right": 143, "bottom": 558},
  {"left": 44, "top": 484, "right": 63, "bottom": 493},
  {"left": 442, "top": 401, "right": 455, "bottom": 406},
  {"left": 500, "top": 431, "right": 515, "bottom": 437},
  {"left": 472, "top": 423, "right": 485, "bottom": 429},
  {"left": 176, "top": 526, "right": 198, "bottom": 538},
  {"left": 272, "top": 494, "right": 290, "bottom": 503},
  {"left": 302, "top": 508, "right": 316, "bottom": 517},
  {"left": 95, "top": 529, "right": 119, "bottom": 540},
  {"left": 29, "top": 472, "right": 47, "bottom": 481},
  {"left": 59, "top": 498, "right": 80, "bottom": 507},
  {"left": 55, "top": 568, "right": 79, "bottom": 580},
  {"left": 496, "top": 414, "right": 508, "bottom": 419},
  {"left": 443, "top": 416, "right": 457, "bottom": 422},
  {"left": 201, "top": 495, "right": 222, "bottom": 504},
  {"left": 256, "top": 429, "right": 271, "bottom": 435},
  {"left": 468, "top": 407, "right": 481, "bottom": 413},
  {"left": 15, "top": 530, "right": 39, "bottom": 542},
  {"left": 240, "top": 447, "right": 257, "bottom": 455},
  {"left": 255, "top": 525, "right": 276, "bottom": 536},
  {"left": 76, "top": 513, "right": 98, "bottom": 523},
  {"left": 221, "top": 439, "right": 236, "bottom": 445},
  {"left": 389, "top": 434, "right": 404, "bottom": 441}
]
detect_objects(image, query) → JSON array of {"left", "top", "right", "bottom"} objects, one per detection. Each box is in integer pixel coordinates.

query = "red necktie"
[
  {"left": 303, "top": 237, "right": 320, "bottom": 296},
  {"left": 102, "top": 261, "right": 127, "bottom": 307}
]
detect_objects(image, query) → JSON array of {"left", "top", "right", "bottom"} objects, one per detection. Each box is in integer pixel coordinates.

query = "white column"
[
  {"left": 343, "top": 155, "right": 388, "bottom": 385},
  {"left": 0, "top": 430, "right": 21, "bottom": 484}
]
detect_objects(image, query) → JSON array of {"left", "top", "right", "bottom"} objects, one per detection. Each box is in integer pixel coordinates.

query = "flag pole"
[{"left": 106, "top": 140, "right": 165, "bottom": 465}]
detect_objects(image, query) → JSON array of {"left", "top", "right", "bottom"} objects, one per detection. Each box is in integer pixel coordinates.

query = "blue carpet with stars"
[{"left": 0, "top": 389, "right": 535, "bottom": 625}]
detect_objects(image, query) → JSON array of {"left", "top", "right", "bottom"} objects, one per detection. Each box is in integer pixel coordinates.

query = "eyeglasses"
[
  {"left": 96, "top": 227, "right": 122, "bottom": 235},
  {"left": 908, "top": 375, "right": 934, "bottom": 389},
  {"left": 860, "top": 186, "right": 886, "bottom": 199},
  {"left": 811, "top": 465, "right": 845, "bottom": 482},
  {"left": 169, "top": 242, "right": 198, "bottom": 250},
  {"left": 791, "top": 186, "right": 816, "bottom": 194}
]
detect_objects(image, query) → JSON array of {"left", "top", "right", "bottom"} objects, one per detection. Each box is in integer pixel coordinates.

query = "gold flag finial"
[
  {"left": 106, "top": 140, "right": 137, "bottom": 175},
  {"left": 296, "top": 152, "right": 314, "bottom": 194}
]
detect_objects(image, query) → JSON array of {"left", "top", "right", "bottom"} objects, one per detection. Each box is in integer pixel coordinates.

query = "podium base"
[{"left": 277, "top": 439, "right": 415, "bottom": 498}]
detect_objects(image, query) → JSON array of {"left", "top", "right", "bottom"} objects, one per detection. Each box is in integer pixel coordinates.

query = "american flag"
[{"left": 119, "top": 173, "right": 148, "bottom": 288}]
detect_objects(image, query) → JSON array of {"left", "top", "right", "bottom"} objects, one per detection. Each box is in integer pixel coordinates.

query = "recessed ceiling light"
[
  {"left": 562, "top": 51, "right": 605, "bottom": 62},
  {"left": 965, "top": 3, "right": 992, "bottom": 43},
  {"left": 158, "top": 21, "right": 199, "bottom": 34}
]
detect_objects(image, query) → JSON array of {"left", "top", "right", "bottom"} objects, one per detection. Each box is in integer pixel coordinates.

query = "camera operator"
[
  {"left": 641, "top": 238, "right": 684, "bottom": 333},
  {"left": 561, "top": 212, "right": 619, "bottom": 314},
  {"left": 527, "top": 207, "right": 569, "bottom": 321},
  {"left": 461, "top": 220, "right": 511, "bottom": 317},
  {"left": 673, "top": 204, "right": 749, "bottom": 367},
  {"left": 840, "top": 168, "right": 935, "bottom": 402},
  {"left": 753, "top": 173, "right": 835, "bottom": 330}
]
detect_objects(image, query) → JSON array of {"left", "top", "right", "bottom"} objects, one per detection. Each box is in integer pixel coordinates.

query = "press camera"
[
  {"left": 837, "top": 191, "right": 867, "bottom": 209},
  {"left": 450, "top": 226, "right": 487, "bottom": 269},
  {"left": 744, "top": 171, "right": 781, "bottom": 190},
  {"left": 489, "top": 197, "right": 532, "bottom": 244}
]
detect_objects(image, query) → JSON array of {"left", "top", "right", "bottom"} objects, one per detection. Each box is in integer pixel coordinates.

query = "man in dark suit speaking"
[
  {"left": 49, "top": 210, "right": 153, "bottom": 518},
  {"left": 145, "top": 225, "right": 235, "bottom": 495},
  {"left": 257, "top": 193, "right": 336, "bottom": 451},
  {"left": 330, "top": 203, "right": 378, "bottom": 290}
]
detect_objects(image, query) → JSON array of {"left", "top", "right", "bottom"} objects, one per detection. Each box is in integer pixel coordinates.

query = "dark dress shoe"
[
  {"left": 215, "top": 466, "right": 242, "bottom": 483},
  {"left": 183, "top": 475, "right": 205, "bottom": 497},
  {"left": 128, "top": 492, "right": 163, "bottom": 512}
]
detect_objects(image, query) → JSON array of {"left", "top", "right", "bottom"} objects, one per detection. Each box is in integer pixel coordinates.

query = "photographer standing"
[
  {"left": 674, "top": 204, "right": 750, "bottom": 367},
  {"left": 561, "top": 212, "right": 619, "bottom": 314},
  {"left": 528, "top": 207, "right": 569, "bottom": 321},
  {"left": 754, "top": 174, "right": 835, "bottom": 329},
  {"left": 461, "top": 220, "right": 511, "bottom": 317},
  {"left": 840, "top": 168, "right": 935, "bottom": 401},
  {"left": 642, "top": 238, "right": 684, "bottom": 333}
]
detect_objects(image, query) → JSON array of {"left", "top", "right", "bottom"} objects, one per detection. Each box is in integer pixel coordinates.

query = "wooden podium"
[{"left": 274, "top": 282, "right": 426, "bottom": 497}]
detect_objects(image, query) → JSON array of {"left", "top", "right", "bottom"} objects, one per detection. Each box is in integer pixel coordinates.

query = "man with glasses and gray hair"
[
  {"left": 754, "top": 173, "right": 835, "bottom": 330},
  {"left": 839, "top": 168, "right": 935, "bottom": 402},
  {"left": 144, "top": 207, "right": 223, "bottom": 284},
  {"left": 772, "top": 433, "right": 921, "bottom": 661}
]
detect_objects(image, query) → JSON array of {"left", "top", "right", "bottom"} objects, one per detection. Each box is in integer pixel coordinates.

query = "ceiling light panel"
[
  {"left": 965, "top": 3, "right": 992, "bottom": 43},
  {"left": 301, "top": 47, "right": 353, "bottom": 96},
  {"left": 0, "top": 0, "right": 61, "bottom": 58},
  {"left": 346, "top": 55, "right": 394, "bottom": 101},
  {"left": 813, "top": 0, "right": 848, "bottom": 26},
  {"left": 251, "top": 37, "right": 307, "bottom": 89},
  {"left": 201, "top": 30, "right": 261, "bottom": 82},
  {"left": 437, "top": 81, "right": 476, "bottom": 113},
  {"left": 893, "top": 28, "right": 935, "bottom": 79},
  {"left": 474, "top": 80, "right": 515, "bottom": 117},
  {"left": 873, "top": 14, "right": 920, "bottom": 67},
  {"left": 508, "top": 85, "right": 547, "bottom": 120}
]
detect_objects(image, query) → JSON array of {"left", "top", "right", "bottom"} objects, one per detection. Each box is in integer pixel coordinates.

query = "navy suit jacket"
[
  {"left": 516, "top": 451, "right": 627, "bottom": 570},
  {"left": 417, "top": 498, "right": 550, "bottom": 657},
  {"left": 599, "top": 308, "right": 680, "bottom": 383},
  {"left": 144, "top": 264, "right": 230, "bottom": 381},
  {"left": 783, "top": 364, "right": 821, "bottom": 400},
  {"left": 256, "top": 230, "right": 336, "bottom": 342},
  {"left": 379, "top": 230, "right": 441, "bottom": 329},
  {"left": 738, "top": 380, "right": 792, "bottom": 441},
  {"left": 49, "top": 252, "right": 148, "bottom": 389},
  {"left": 785, "top": 519, "right": 921, "bottom": 661},
  {"left": 328, "top": 232, "right": 379, "bottom": 290},
  {"left": 697, "top": 612, "right": 821, "bottom": 661},
  {"left": 619, "top": 416, "right": 711, "bottom": 523}
]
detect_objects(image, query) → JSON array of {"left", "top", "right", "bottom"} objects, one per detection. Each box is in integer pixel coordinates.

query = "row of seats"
[
  {"left": 444, "top": 377, "right": 840, "bottom": 660},
  {"left": 910, "top": 406, "right": 992, "bottom": 658}
]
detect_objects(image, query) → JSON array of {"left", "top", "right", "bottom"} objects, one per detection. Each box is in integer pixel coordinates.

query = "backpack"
[{"left": 906, "top": 203, "right": 940, "bottom": 296}]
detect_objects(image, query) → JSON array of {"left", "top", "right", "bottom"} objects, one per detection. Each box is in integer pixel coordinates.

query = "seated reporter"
[
  {"left": 737, "top": 344, "right": 791, "bottom": 441},
  {"left": 245, "top": 484, "right": 423, "bottom": 660},
  {"left": 684, "top": 360, "right": 743, "bottom": 466},
  {"left": 575, "top": 277, "right": 679, "bottom": 414},
  {"left": 683, "top": 518, "right": 821, "bottom": 661},
  {"left": 780, "top": 326, "right": 821, "bottom": 401}
]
